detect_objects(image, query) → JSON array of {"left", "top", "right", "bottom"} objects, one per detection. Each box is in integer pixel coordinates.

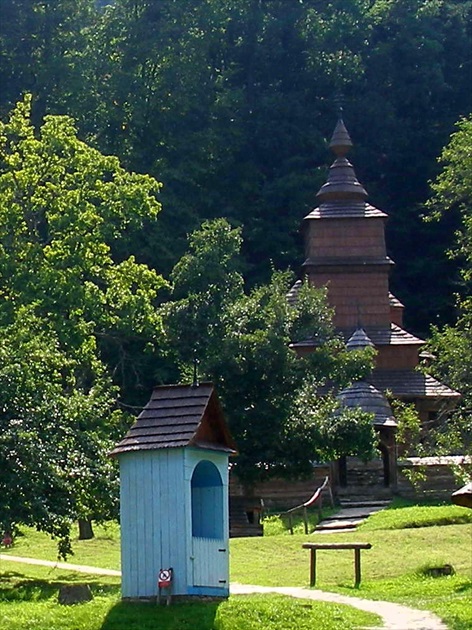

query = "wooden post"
[
  {"left": 303, "top": 507, "right": 308, "bottom": 535},
  {"left": 288, "top": 513, "right": 293, "bottom": 535},
  {"left": 327, "top": 484, "right": 335, "bottom": 509},
  {"left": 310, "top": 548, "right": 317, "bottom": 587},
  {"left": 354, "top": 548, "right": 361, "bottom": 587}
]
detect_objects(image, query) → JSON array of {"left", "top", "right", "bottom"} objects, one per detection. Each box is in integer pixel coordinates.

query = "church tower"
[{"left": 291, "top": 117, "right": 459, "bottom": 428}]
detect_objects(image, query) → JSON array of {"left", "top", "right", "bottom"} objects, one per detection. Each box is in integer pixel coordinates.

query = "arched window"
[{"left": 191, "top": 461, "right": 224, "bottom": 539}]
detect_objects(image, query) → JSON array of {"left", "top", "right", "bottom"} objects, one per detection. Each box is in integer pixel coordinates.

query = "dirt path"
[
  {"left": 0, "top": 554, "right": 448, "bottom": 629},
  {"left": 0, "top": 553, "right": 121, "bottom": 576}
]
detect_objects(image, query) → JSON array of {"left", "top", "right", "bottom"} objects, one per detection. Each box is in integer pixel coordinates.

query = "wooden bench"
[{"left": 302, "top": 542, "right": 372, "bottom": 587}]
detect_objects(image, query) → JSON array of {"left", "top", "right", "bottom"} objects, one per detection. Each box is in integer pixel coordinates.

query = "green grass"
[
  {"left": 1, "top": 501, "right": 471, "bottom": 629},
  {"left": 262, "top": 506, "right": 337, "bottom": 536},
  {"left": 335, "top": 574, "right": 472, "bottom": 630},
  {"left": 230, "top": 523, "right": 472, "bottom": 586},
  {"left": 0, "top": 562, "right": 380, "bottom": 630},
  {"left": 358, "top": 498, "right": 472, "bottom": 531},
  {"left": 231, "top": 501, "right": 472, "bottom": 630},
  {"left": 5, "top": 522, "right": 121, "bottom": 570}
]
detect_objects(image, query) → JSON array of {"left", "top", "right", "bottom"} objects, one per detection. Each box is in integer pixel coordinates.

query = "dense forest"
[
  {"left": 0, "top": 0, "right": 472, "bottom": 548},
  {"left": 1, "top": 0, "right": 471, "bottom": 334}
]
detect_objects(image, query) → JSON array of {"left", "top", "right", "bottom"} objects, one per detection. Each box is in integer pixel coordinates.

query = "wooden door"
[
  {"left": 192, "top": 537, "right": 228, "bottom": 587},
  {"left": 191, "top": 460, "right": 228, "bottom": 589}
]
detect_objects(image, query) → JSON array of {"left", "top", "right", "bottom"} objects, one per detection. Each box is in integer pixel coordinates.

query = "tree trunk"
[{"left": 78, "top": 519, "right": 94, "bottom": 540}]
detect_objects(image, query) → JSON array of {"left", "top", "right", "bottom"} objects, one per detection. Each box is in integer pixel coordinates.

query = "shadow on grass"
[
  {"left": 101, "top": 600, "right": 220, "bottom": 630},
  {"left": 0, "top": 570, "right": 120, "bottom": 602}
]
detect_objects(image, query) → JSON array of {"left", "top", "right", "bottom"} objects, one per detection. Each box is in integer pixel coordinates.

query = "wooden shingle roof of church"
[
  {"left": 290, "top": 323, "right": 424, "bottom": 350},
  {"left": 369, "top": 370, "right": 460, "bottom": 399},
  {"left": 389, "top": 292, "right": 404, "bottom": 308},
  {"left": 304, "top": 203, "right": 387, "bottom": 220},
  {"left": 337, "top": 382, "right": 397, "bottom": 427},
  {"left": 110, "top": 382, "right": 237, "bottom": 457},
  {"left": 316, "top": 118, "right": 368, "bottom": 202}
]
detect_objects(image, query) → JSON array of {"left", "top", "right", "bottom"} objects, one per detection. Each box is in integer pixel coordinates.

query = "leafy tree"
[
  {"left": 357, "top": 0, "right": 472, "bottom": 335},
  {"left": 0, "top": 96, "right": 166, "bottom": 551},
  {"left": 1, "top": 1, "right": 469, "bottom": 353},
  {"left": 422, "top": 115, "right": 472, "bottom": 478},
  {"left": 164, "top": 218, "right": 244, "bottom": 365},
  {"left": 289, "top": 385, "right": 377, "bottom": 469},
  {"left": 2, "top": 0, "right": 470, "bottom": 335},
  {"left": 0, "top": 95, "right": 167, "bottom": 404},
  {"left": 164, "top": 219, "right": 376, "bottom": 486},
  {"left": 90, "top": 1, "right": 471, "bottom": 337},
  {"left": 426, "top": 115, "right": 472, "bottom": 395},
  {"left": 0, "top": 307, "right": 123, "bottom": 558},
  {"left": 0, "top": 0, "right": 99, "bottom": 121}
]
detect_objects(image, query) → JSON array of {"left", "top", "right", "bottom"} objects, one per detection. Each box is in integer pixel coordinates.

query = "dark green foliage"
[
  {"left": 86, "top": 0, "right": 471, "bottom": 330},
  {"left": 163, "top": 219, "right": 375, "bottom": 484},
  {"left": 0, "top": 0, "right": 99, "bottom": 122},
  {"left": 421, "top": 116, "right": 472, "bottom": 472},
  {"left": 1, "top": 1, "right": 470, "bottom": 331}
]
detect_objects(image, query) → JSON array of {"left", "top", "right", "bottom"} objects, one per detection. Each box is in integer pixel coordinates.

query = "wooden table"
[{"left": 302, "top": 542, "right": 372, "bottom": 587}]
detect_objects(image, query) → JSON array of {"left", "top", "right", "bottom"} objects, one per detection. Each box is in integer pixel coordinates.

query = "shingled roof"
[
  {"left": 369, "top": 370, "right": 460, "bottom": 399},
  {"left": 336, "top": 382, "right": 397, "bottom": 427},
  {"left": 290, "top": 323, "right": 424, "bottom": 350},
  {"left": 110, "top": 382, "right": 237, "bottom": 457},
  {"left": 304, "top": 202, "right": 387, "bottom": 220}
]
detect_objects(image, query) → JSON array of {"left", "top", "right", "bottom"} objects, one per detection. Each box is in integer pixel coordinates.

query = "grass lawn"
[
  {"left": 0, "top": 562, "right": 380, "bottom": 630},
  {"left": 2, "top": 522, "right": 121, "bottom": 570},
  {"left": 0, "top": 500, "right": 471, "bottom": 629}
]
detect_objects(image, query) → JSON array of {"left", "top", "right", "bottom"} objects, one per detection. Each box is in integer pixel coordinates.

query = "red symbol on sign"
[{"left": 158, "top": 568, "right": 173, "bottom": 588}]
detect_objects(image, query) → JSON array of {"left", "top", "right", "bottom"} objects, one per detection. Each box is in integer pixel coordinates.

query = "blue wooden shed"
[{"left": 110, "top": 382, "right": 237, "bottom": 600}]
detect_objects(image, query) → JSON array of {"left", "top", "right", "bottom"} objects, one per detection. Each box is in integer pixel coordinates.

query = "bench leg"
[
  {"left": 310, "top": 549, "right": 317, "bottom": 587},
  {"left": 354, "top": 548, "right": 361, "bottom": 587}
]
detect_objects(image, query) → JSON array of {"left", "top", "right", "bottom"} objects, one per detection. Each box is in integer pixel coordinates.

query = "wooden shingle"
[
  {"left": 369, "top": 370, "right": 460, "bottom": 399},
  {"left": 110, "top": 382, "right": 237, "bottom": 456},
  {"left": 337, "top": 382, "right": 397, "bottom": 427}
]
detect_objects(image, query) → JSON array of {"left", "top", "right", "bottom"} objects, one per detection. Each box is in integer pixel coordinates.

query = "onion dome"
[
  {"left": 316, "top": 118, "right": 367, "bottom": 203},
  {"left": 336, "top": 382, "right": 397, "bottom": 427},
  {"left": 346, "top": 327, "right": 375, "bottom": 351}
]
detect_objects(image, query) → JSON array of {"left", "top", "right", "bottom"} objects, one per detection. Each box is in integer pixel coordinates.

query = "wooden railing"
[{"left": 279, "top": 476, "right": 334, "bottom": 534}]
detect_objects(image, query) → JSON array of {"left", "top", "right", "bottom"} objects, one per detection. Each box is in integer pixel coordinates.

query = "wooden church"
[{"left": 286, "top": 117, "right": 460, "bottom": 496}]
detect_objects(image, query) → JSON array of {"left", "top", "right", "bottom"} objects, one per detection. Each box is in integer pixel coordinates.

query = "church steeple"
[
  {"left": 329, "top": 117, "right": 353, "bottom": 156},
  {"left": 302, "top": 115, "right": 392, "bottom": 330},
  {"left": 316, "top": 117, "right": 367, "bottom": 203}
]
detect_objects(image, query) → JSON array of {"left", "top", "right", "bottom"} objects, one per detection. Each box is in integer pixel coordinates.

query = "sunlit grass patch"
[
  {"left": 215, "top": 594, "right": 380, "bottom": 630},
  {"left": 359, "top": 500, "right": 472, "bottom": 531},
  {"left": 334, "top": 573, "right": 472, "bottom": 630},
  {"left": 0, "top": 566, "right": 381, "bottom": 630},
  {"left": 1, "top": 522, "right": 120, "bottom": 570}
]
